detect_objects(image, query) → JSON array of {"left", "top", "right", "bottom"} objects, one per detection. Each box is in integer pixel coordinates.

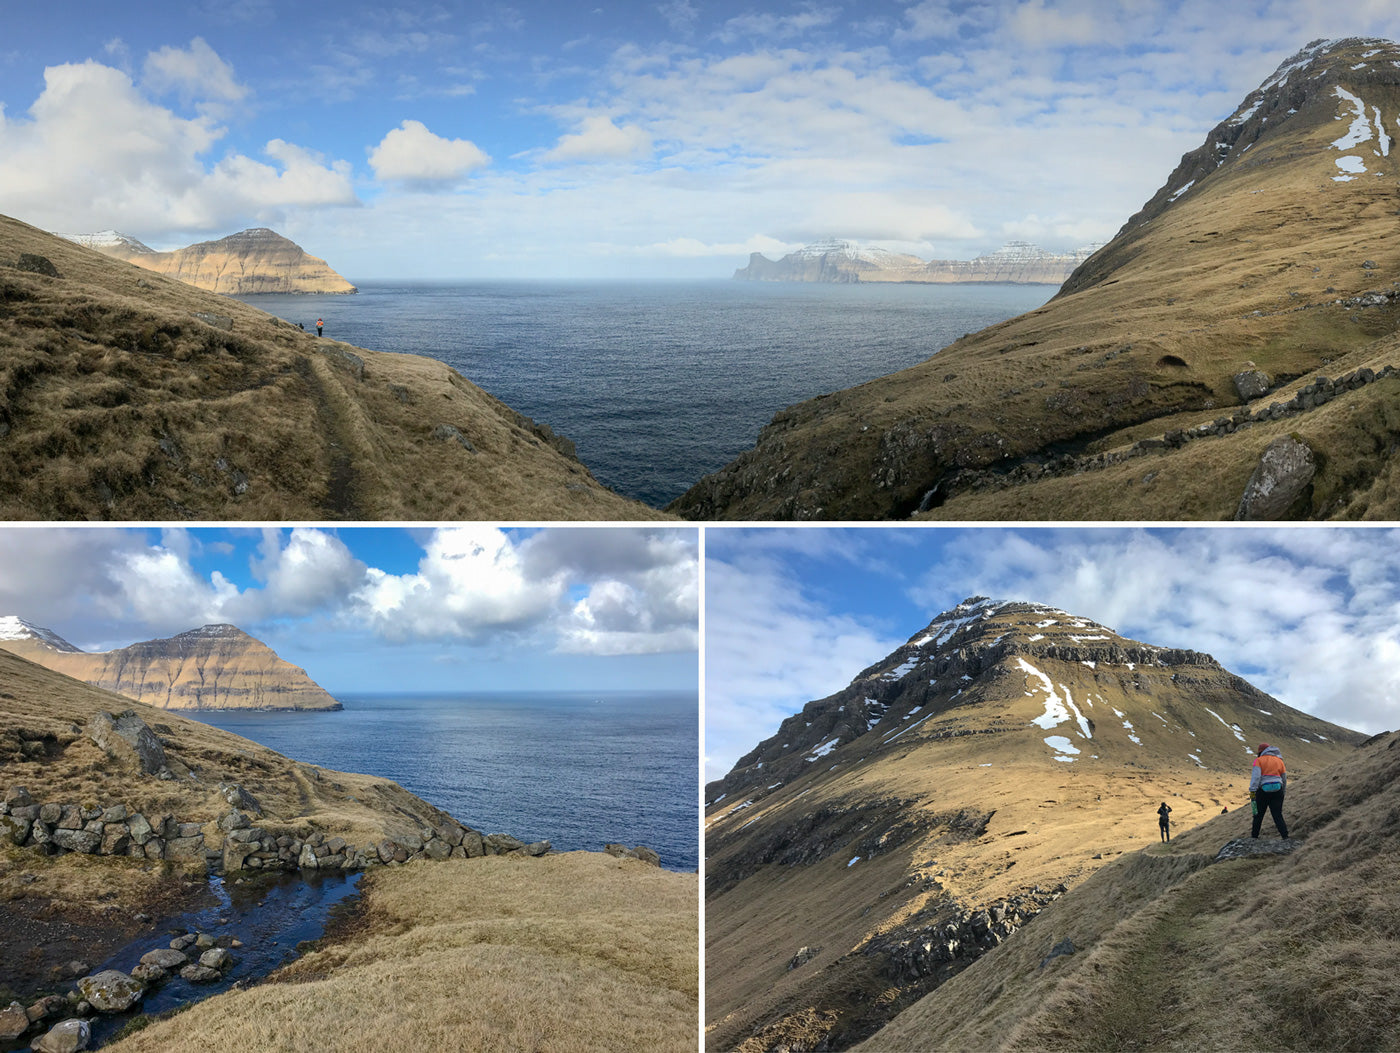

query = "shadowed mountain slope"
[
  {"left": 0, "top": 214, "right": 664, "bottom": 520},
  {"left": 674, "top": 39, "right": 1400, "bottom": 521},
  {"left": 0, "top": 617, "right": 340, "bottom": 711},
  {"left": 704, "top": 598, "right": 1363, "bottom": 1051},
  {"left": 857, "top": 725, "right": 1400, "bottom": 1052}
]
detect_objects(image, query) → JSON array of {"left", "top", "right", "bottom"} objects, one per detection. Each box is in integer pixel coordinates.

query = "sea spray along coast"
[{"left": 0, "top": 526, "right": 699, "bottom": 1051}]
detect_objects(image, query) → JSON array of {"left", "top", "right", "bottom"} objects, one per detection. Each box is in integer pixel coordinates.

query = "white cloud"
[
  {"left": 0, "top": 56, "right": 356, "bottom": 237},
  {"left": 542, "top": 114, "right": 653, "bottom": 162},
  {"left": 705, "top": 549, "right": 902, "bottom": 782},
  {"left": 142, "top": 37, "right": 248, "bottom": 111},
  {"left": 368, "top": 119, "right": 490, "bottom": 184}
]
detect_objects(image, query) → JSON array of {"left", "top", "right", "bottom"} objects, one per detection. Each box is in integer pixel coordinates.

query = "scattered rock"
[
  {"left": 191, "top": 312, "right": 234, "bottom": 332},
  {"left": 76, "top": 970, "right": 145, "bottom": 1013},
  {"left": 1039, "top": 937, "right": 1077, "bottom": 969},
  {"left": 1233, "top": 369, "right": 1272, "bottom": 401},
  {"left": 87, "top": 710, "right": 169, "bottom": 776},
  {"left": 15, "top": 254, "right": 60, "bottom": 278},
  {"left": 0, "top": 1002, "right": 30, "bottom": 1041},
  {"left": 603, "top": 843, "right": 661, "bottom": 866},
  {"left": 1234, "top": 436, "right": 1316, "bottom": 520},
  {"left": 788, "top": 945, "right": 820, "bottom": 970},
  {"left": 1214, "top": 837, "right": 1297, "bottom": 860},
  {"left": 431, "top": 423, "right": 477, "bottom": 452},
  {"left": 33, "top": 1018, "right": 92, "bottom": 1053},
  {"left": 139, "top": 948, "right": 188, "bottom": 970}
]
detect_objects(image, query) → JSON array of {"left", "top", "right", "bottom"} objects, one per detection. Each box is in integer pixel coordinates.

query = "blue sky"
[
  {"left": 0, "top": 526, "right": 699, "bottom": 694},
  {"left": 705, "top": 526, "right": 1400, "bottom": 781},
  {"left": 2, "top": 1, "right": 1396, "bottom": 277}
]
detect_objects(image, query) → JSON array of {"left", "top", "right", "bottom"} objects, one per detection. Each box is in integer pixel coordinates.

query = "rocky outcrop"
[
  {"left": 87, "top": 710, "right": 171, "bottom": 777},
  {"left": 735, "top": 239, "right": 1098, "bottom": 285},
  {"left": 64, "top": 227, "right": 356, "bottom": 295},
  {"left": 0, "top": 621, "right": 342, "bottom": 712}
]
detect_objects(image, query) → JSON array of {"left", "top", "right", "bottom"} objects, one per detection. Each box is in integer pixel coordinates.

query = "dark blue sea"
[
  {"left": 195, "top": 691, "right": 698, "bottom": 872},
  {"left": 239, "top": 281, "right": 1051, "bottom": 506}
]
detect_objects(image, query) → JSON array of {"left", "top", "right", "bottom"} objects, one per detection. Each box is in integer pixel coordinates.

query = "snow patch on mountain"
[
  {"left": 56, "top": 229, "right": 155, "bottom": 254},
  {"left": 0, "top": 616, "right": 81, "bottom": 652}
]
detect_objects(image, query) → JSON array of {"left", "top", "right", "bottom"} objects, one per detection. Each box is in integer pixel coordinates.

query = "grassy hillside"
[
  {"left": 704, "top": 600, "right": 1364, "bottom": 1051},
  {"left": 858, "top": 728, "right": 1400, "bottom": 1052},
  {"left": 108, "top": 852, "right": 698, "bottom": 1053},
  {"left": 672, "top": 38, "right": 1400, "bottom": 521},
  {"left": 0, "top": 213, "right": 664, "bottom": 520}
]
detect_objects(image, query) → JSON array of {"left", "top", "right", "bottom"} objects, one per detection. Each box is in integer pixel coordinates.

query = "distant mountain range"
[
  {"left": 705, "top": 595, "right": 1363, "bottom": 1049},
  {"left": 0, "top": 616, "right": 341, "bottom": 711},
  {"left": 733, "top": 239, "right": 1099, "bottom": 284},
  {"left": 56, "top": 226, "right": 356, "bottom": 295}
]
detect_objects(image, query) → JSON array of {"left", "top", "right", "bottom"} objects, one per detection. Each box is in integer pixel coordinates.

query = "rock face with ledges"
[
  {"left": 67, "top": 227, "right": 357, "bottom": 295},
  {"left": 0, "top": 620, "right": 341, "bottom": 711}
]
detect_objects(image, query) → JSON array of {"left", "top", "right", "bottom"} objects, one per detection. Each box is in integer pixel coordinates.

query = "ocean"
[
  {"left": 195, "top": 690, "right": 698, "bottom": 872},
  {"left": 238, "top": 281, "right": 1053, "bottom": 507}
]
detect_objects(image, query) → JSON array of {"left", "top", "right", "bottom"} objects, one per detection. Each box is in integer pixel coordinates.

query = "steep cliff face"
[
  {"left": 705, "top": 596, "right": 1363, "bottom": 1050},
  {"left": 678, "top": 38, "right": 1400, "bottom": 521},
  {"left": 734, "top": 239, "right": 1095, "bottom": 284},
  {"left": 74, "top": 227, "right": 357, "bottom": 295},
  {"left": 0, "top": 619, "right": 341, "bottom": 711}
]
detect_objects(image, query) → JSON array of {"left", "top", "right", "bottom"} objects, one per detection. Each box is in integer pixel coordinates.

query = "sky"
[
  {"left": 0, "top": 525, "right": 699, "bottom": 695},
  {"left": 3, "top": 2, "right": 1399, "bottom": 278},
  {"left": 705, "top": 525, "right": 1400, "bottom": 781}
]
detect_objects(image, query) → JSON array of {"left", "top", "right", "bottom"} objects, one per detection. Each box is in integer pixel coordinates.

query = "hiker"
[
  {"left": 1157, "top": 802, "right": 1172, "bottom": 842},
  {"left": 1249, "top": 743, "right": 1288, "bottom": 839},
  {"left": 316, "top": 318, "right": 324, "bottom": 337}
]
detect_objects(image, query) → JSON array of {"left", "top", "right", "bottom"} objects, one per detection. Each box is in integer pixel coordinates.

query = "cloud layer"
[{"left": 706, "top": 527, "right": 1400, "bottom": 780}]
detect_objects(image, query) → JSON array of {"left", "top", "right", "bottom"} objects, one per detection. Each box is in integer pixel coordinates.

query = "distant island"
[
  {"left": 734, "top": 238, "right": 1099, "bottom": 284},
  {"left": 58, "top": 227, "right": 357, "bottom": 295},
  {"left": 0, "top": 616, "right": 342, "bottom": 711}
]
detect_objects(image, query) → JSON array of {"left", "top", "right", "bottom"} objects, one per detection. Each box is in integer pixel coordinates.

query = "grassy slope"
[
  {"left": 0, "top": 213, "right": 665, "bottom": 520},
  {"left": 672, "top": 40, "right": 1400, "bottom": 521},
  {"left": 108, "top": 852, "right": 699, "bottom": 1053},
  {"left": 858, "top": 729, "right": 1400, "bottom": 1052}
]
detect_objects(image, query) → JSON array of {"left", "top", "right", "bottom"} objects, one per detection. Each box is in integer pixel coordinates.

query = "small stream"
[{"left": 78, "top": 870, "right": 361, "bottom": 1048}]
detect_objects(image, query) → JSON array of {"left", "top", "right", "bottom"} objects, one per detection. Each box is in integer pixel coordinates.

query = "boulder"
[
  {"left": 34, "top": 1018, "right": 92, "bottom": 1053},
  {"left": 461, "top": 830, "right": 485, "bottom": 857},
  {"left": 0, "top": 1001, "right": 29, "bottom": 1041},
  {"left": 129, "top": 963, "right": 167, "bottom": 985},
  {"left": 524, "top": 840, "right": 552, "bottom": 857},
  {"left": 51, "top": 828, "right": 101, "bottom": 854},
  {"left": 0, "top": 814, "right": 28, "bottom": 846},
  {"left": 1232, "top": 369, "right": 1272, "bottom": 401},
  {"left": 76, "top": 970, "right": 144, "bottom": 1012},
  {"left": 139, "top": 948, "right": 188, "bottom": 970},
  {"left": 1234, "top": 436, "right": 1316, "bottom": 520},
  {"left": 199, "top": 947, "right": 233, "bottom": 971},
  {"left": 15, "top": 253, "right": 60, "bottom": 278},
  {"left": 217, "top": 783, "right": 262, "bottom": 815},
  {"left": 178, "top": 964, "right": 221, "bottom": 984},
  {"left": 484, "top": 833, "right": 524, "bottom": 856},
  {"left": 87, "top": 711, "right": 169, "bottom": 776},
  {"left": 3, "top": 787, "right": 32, "bottom": 809},
  {"left": 127, "top": 813, "right": 154, "bottom": 845}
]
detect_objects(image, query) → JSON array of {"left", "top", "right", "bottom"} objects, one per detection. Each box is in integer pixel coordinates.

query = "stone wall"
[{"left": 1, "top": 785, "right": 552, "bottom": 875}]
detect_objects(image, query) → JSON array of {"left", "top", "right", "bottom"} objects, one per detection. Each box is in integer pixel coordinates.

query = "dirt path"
[{"left": 291, "top": 354, "right": 360, "bottom": 519}]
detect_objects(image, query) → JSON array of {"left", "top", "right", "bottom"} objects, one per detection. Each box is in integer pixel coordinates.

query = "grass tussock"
[{"left": 108, "top": 853, "right": 699, "bottom": 1053}]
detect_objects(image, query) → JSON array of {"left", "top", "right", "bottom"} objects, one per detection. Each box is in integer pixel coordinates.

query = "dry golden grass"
[
  {"left": 108, "top": 852, "right": 699, "bottom": 1053},
  {"left": 858, "top": 730, "right": 1400, "bottom": 1052},
  {"left": 0, "top": 213, "right": 665, "bottom": 520}
]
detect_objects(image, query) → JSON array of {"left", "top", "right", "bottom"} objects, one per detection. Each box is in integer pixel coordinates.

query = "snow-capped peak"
[
  {"left": 0, "top": 616, "right": 82, "bottom": 651},
  {"left": 55, "top": 230, "right": 154, "bottom": 254}
]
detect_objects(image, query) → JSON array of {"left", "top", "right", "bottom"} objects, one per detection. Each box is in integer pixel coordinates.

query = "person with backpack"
[
  {"left": 1249, "top": 743, "right": 1288, "bottom": 839},
  {"left": 1157, "top": 801, "right": 1172, "bottom": 842}
]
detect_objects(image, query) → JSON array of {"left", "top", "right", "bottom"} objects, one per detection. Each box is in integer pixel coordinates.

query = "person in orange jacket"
[{"left": 1249, "top": 743, "right": 1288, "bottom": 839}]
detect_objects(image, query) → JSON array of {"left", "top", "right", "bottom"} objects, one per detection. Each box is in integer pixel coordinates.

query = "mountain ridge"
[
  {"left": 735, "top": 239, "right": 1097, "bottom": 285},
  {"left": 0, "top": 617, "right": 342, "bottom": 711}
]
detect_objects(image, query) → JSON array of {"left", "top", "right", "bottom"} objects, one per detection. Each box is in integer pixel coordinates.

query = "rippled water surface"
[
  {"left": 240, "top": 281, "right": 1051, "bottom": 506},
  {"left": 198, "top": 691, "right": 698, "bottom": 872}
]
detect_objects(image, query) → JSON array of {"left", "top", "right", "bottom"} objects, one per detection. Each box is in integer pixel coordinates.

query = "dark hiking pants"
[{"left": 1251, "top": 789, "right": 1287, "bottom": 838}]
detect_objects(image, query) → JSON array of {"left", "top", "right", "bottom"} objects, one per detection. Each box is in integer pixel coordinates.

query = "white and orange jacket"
[{"left": 1250, "top": 746, "right": 1287, "bottom": 793}]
